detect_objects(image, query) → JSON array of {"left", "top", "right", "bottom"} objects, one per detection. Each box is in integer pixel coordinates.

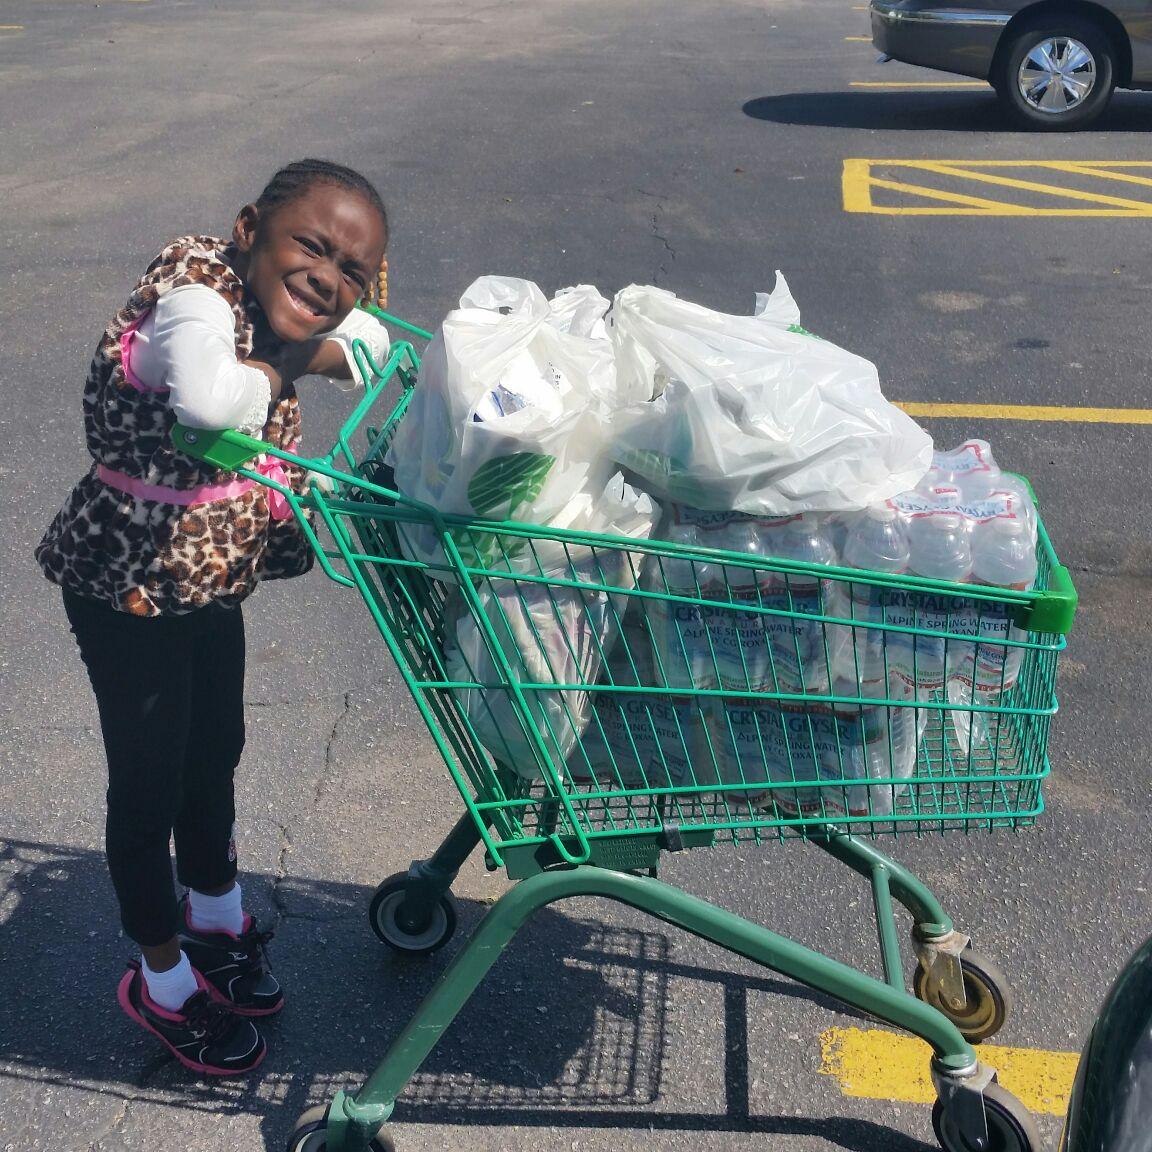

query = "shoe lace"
[
  {"left": 183, "top": 992, "right": 240, "bottom": 1044},
  {"left": 238, "top": 925, "right": 275, "bottom": 970}
]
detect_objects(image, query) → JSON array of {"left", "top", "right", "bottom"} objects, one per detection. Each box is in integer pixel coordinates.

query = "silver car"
[{"left": 871, "top": 0, "right": 1151, "bottom": 129}]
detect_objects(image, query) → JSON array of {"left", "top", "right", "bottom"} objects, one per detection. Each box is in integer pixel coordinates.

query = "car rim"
[{"left": 1017, "top": 36, "right": 1097, "bottom": 113}]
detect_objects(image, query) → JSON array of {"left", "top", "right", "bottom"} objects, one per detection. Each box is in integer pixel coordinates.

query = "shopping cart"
[{"left": 174, "top": 311, "right": 1077, "bottom": 1152}]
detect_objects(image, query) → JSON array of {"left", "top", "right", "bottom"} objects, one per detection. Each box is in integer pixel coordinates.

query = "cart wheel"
[
  {"left": 369, "top": 872, "right": 457, "bottom": 954},
  {"left": 913, "top": 948, "right": 1013, "bottom": 1043},
  {"left": 285, "top": 1105, "right": 395, "bottom": 1152},
  {"left": 932, "top": 1082, "right": 1040, "bottom": 1152}
]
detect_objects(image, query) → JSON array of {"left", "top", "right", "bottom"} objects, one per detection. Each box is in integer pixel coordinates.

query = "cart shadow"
[
  {"left": 742, "top": 89, "right": 1152, "bottom": 132},
  {"left": 0, "top": 838, "right": 926, "bottom": 1152}
]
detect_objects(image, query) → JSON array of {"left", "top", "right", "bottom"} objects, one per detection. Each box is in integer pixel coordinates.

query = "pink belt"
[{"left": 97, "top": 455, "right": 295, "bottom": 520}]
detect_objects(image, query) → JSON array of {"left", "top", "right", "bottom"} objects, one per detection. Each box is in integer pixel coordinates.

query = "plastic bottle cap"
[{"left": 930, "top": 485, "right": 962, "bottom": 502}]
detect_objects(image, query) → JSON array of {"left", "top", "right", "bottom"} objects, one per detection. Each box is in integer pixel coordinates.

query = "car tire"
[{"left": 992, "top": 17, "right": 1116, "bottom": 131}]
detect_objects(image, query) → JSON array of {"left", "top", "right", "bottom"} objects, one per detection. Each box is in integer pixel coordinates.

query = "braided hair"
[{"left": 254, "top": 159, "right": 390, "bottom": 305}]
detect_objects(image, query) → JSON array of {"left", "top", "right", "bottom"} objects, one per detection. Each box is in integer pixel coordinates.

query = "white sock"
[
  {"left": 188, "top": 882, "right": 245, "bottom": 935},
  {"left": 142, "top": 952, "right": 199, "bottom": 1012}
]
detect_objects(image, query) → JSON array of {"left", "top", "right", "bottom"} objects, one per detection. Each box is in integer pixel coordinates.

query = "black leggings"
[{"left": 63, "top": 589, "right": 245, "bottom": 947}]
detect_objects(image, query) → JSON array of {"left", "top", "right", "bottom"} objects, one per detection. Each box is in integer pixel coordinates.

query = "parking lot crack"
[
  {"left": 650, "top": 204, "right": 676, "bottom": 285},
  {"left": 318, "top": 690, "right": 353, "bottom": 804},
  {"left": 86, "top": 1095, "right": 132, "bottom": 1145},
  {"left": 268, "top": 690, "right": 353, "bottom": 924},
  {"left": 270, "top": 818, "right": 294, "bottom": 923}
]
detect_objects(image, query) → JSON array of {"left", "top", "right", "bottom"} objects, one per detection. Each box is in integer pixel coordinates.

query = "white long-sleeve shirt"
[{"left": 129, "top": 284, "right": 390, "bottom": 435}]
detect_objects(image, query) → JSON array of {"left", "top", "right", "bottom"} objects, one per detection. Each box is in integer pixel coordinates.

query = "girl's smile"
[{"left": 284, "top": 282, "right": 329, "bottom": 321}]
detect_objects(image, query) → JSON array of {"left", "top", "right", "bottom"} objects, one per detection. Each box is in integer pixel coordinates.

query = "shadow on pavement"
[
  {"left": 0, "top": 838, "right": 923, "bottom": 1152},
  {"left": 742, "top": 89, "right": 1152, "bottom": 132}
]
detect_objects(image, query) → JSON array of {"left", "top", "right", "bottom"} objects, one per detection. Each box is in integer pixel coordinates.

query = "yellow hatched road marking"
[
  {"left": 820, "top": 1027, "right": 1079, "bottom": 1116},
  {"left": 868, "top": 177, "right": 1031, "bottom": 212},
  {"left": 916, "top": 160, "right": 1152, "bottom": 211},
  {"left": 1045, "top": 161, "right": 1152, "bottom": 188},
  {"left": 898, "top": 402, "right": 1152, "bottom": 424},
  {"left": 844, "top": 158, "right": 1152, "bottom": 215}
]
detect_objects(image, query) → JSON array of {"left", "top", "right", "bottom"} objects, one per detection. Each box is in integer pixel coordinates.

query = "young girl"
[{"left": 36, "top": 159, "right": 391, "bottom": 1075}]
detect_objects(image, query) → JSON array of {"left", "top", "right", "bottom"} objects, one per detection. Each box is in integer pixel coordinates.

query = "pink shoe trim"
[
  {"left": 116, "top": 967, "right": 266, "bottom": 1077},
  {"left": 134, "top": 967, "right": 212, "bottom": 1022}
]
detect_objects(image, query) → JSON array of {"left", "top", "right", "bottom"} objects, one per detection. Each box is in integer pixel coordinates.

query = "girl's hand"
[
  {"left": 247, "top": 337, "right": 347, "bottom": 400},
  {"left": 275, "top": 338, "right": 353, "bottom": 382},
  {"left": 300, "top": 338, "right": 353, "bottom": 379}
]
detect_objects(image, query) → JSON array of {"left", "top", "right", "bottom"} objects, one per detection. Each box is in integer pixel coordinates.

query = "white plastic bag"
[
  {"left": 387, "top": 278, "right": 634, "bottom": 576},
  {"left": 546, "top": 283, "right": 612, "bottom": 340},
  {"left": 608, "top": 274, "right": 933, "bottom": 514},
  {"left": 444, "top": 475, "right": 656, "bottom": 779}
]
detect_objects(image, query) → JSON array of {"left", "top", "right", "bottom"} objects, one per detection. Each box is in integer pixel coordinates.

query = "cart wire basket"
[{"left": 174, "top": 308, "right": 1076, "bottom": 1152}]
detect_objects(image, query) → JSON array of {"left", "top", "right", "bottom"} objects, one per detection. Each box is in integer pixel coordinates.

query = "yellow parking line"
[
  {"left": 845, "top": 36, "right": 872, "bottom": 41},
  {"left": 898, "top": 403, "right": 1152, "bottom": 424},
  {"left": 0, "top": 24, "right": 24, "bottom": 29},
  {"left": 820, "top": 1027, "right": 1078, "bottom": 1115},
  {"left": 851, "top": 81, "right": 989, "bottom": 87}
]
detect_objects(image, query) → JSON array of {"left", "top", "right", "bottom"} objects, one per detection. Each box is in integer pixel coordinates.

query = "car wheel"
[{"left": 992, "top": 18, "right": 1115, "bottom": 130}]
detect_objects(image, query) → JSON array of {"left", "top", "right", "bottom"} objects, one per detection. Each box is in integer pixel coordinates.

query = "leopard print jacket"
[{"left": 36, "top": 235, "right": 314, "bottom": 616}]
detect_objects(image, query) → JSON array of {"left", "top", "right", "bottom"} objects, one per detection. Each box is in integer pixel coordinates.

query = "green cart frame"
[{"left": 174, "top": 309, "right": 1076, "bottom": 1152}]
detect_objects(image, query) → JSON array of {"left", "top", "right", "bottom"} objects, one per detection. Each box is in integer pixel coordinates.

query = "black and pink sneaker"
[
  {"left": 177, "top": 897, "right": 284, "bottom": 1017},
  {"left": 117, "top": 962, "right": 265, "bottom": 1076}
]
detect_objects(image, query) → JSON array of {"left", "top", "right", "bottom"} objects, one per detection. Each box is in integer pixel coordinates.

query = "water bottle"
[
  {"left": 821, "top": 675, "right": 897, "bottom": 817},
  {"left": 834, "top": 505, "right": 917, "bottom": 793},
  {"left": 906, "top": 510, "right": 972, "bottom": 752},
  {"left": 712, "top": 517, "right": 773, "bottom": 690},
  {"left": 717, "top": 514, "right": 835, "bottom": 810},
  {"left": 941, "top": 440, "right": 1037, "bottom": 540},
  {"left": 570, "top": 601, "right": 659, "bottom": 789},
  {"left": 912, "top": 440, "right": 976, "bottom": 495},
  {"left": 766, "top": 514, "right": 837, "bottom": 696},
  {"left": 951, "top": 514, "right": 1037, "bottom": 752},
  {"left": 713, "top": 516, "right": 778, "bottom": 801},
  {"left": 649, "top": 515, "right": 717, "bottom": 690},
  {"left": 647, "top": 511, "right": 720, "bottom": 787},
  {"left": 758, "top": 704, "right": 825, "bottom": 815}
]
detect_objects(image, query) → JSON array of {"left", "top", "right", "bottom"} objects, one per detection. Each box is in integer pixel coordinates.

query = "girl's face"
[{"left": 232, "top": 183, "right": 387, "bottom": 345}]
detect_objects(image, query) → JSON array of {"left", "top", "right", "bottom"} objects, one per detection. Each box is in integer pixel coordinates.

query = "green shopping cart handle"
[{"left": 172, "top": 424, "right": 266, "bottom": 470}]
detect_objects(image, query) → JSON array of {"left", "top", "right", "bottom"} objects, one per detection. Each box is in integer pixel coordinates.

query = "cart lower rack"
[{"left": 174, "top": 313, "right": 1075, "bottom": 1152}]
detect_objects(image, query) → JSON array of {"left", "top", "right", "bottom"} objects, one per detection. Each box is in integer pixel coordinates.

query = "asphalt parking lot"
[{"left": 2, "top": 1, "right": 1151, "bottom": 1150}]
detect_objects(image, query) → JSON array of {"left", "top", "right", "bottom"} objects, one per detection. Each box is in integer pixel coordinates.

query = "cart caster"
[
  {"left": 932, "top": 1081, "right": 1040, "bottom": 1152},
  {"left": 286, "top": 1105, "right": 395, "bottom": 1152},
  {"left": 914, "top": 947, "right": 1013, "bottom": 1043},
  {"left": 369, "top": 871, "right": 457, "bottom": 955}
]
